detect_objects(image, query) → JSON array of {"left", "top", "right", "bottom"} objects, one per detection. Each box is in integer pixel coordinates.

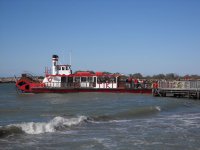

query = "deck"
[{"left": 153, "top": 80, "right": 200, "bottom": 99}]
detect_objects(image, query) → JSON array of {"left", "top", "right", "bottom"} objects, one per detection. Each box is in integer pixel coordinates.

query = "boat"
[{"left": 16, "top": 55, "right": 152, "bottom": 94}]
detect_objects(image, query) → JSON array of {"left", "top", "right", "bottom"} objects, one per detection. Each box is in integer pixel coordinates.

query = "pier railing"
[{"left": 158, "top": 80, "right": 200, "bottom": 90}]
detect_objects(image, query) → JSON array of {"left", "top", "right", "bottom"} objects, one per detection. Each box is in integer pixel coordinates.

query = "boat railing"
[
  {"left": 44, "top": 81, "right": 152, "bottom": 89},
  {"left": 44, "top": 82, "right": 94, "bottom": 88},
  {"left": 21, "top": 73, "right": 40, "bottom": 83}
]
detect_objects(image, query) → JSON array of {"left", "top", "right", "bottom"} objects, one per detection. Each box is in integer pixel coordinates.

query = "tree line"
[
  {"left": 68, "top": 70, "right": 200, "bottom": 80},
  {"left": 128, "top": 73, "right": 200, "bottom": 80}
]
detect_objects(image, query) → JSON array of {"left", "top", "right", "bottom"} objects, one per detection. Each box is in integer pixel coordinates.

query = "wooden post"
[{"left": 188, "top": 91, "right": 190, "bottom": 99}]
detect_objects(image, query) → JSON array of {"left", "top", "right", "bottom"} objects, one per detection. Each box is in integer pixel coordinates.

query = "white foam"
[
  {"left": 155, "top": 106, "right": 161, "bottom": 111},
  {"left": 8, "top": 116, "right": 87, "bottom": 134},
  {"left": 170, "top": 113, "right": 200, "bottom": 128},
  {"left": 108, "top": 120, "right": 131, "bottom": 123}
]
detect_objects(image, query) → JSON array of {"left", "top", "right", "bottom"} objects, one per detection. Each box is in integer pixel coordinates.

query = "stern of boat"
[{"left": 16, "top": 74, "right": 45, "bottom": 93}]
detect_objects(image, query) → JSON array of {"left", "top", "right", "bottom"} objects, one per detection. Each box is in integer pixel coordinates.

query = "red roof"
[
  {"left": 74, "top": 72, "right": 94, "bottom": 76},
  {"left": 71, "top": 71, "right": 120, "bottom": 77}
]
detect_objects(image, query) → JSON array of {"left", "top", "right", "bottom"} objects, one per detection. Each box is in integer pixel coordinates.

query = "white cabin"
[{"left": 43, "top": 55, "right": 72, "bottom": 87}]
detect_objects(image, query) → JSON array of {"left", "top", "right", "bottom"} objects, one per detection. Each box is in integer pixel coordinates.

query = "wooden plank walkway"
[{"left": 152, "top": 80, "right": 200, "bottom": 99}]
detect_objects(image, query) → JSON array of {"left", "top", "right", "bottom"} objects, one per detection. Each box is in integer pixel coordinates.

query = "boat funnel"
[{"left": 52, "top": 55, "right": 59, "bottom": 75}]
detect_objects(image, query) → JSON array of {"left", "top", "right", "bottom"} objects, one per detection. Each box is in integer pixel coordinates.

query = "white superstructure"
[
  {"left": 42, "top": 55, "right": 119, "bottom": 88},
  {"left": 43, "top": 55, "right": 72, "bottom": 87}
]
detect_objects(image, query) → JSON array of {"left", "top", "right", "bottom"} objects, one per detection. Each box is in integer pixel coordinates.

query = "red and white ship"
[{"left": 16, "top": 55, "right": 152, "bottom": 94}]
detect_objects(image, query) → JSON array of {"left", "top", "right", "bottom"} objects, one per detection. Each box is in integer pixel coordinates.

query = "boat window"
[
  {"left": 110, "top": 77, "right": 116, "bottom": 83},
  {"left": 61, "top": 77, "right": 67, "bottom": 83},
  {"left": 97, "top": 77, "right": 104, "bottom": 83},
  {"left": 68, "top": 77, "right": 73, "bottom": 83},
  {"left": 25, "top": 85, "right": 29, "bottom": 90},
  {"left": 118, "top": 76, "right": 127, "bottom": 82},
  {"left": 18, "top": 81, "right": 26, "bottom": 86},
  {"left": 62, "top": 67, "right": 65, "bottom": 70},
  {"left": 81, "top": 77, "right": 87, "bottom": 82},
  {"left": 97, "top": 76, "right": 116, "bottom": 83},
  {"left": 57, "top": 66, "right": 61, "bottom": 70},
  {"left": 88, "top": 77, "right": 93, "bottom": 82},
  {"left": 94, "top": 77, "right": 97, "bottom": 83},
  {"left": 75, "top": 77, "right": 80, "bottom": 82}
]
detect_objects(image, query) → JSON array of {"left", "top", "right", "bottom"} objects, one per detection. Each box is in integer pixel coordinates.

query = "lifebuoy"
[{"left": 48, "top": 77, "right": 52, "bottom": 82}]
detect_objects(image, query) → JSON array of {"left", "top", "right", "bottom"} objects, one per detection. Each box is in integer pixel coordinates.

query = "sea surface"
[{"left": 0, "top": 83, "right": 200, "bottom": 150}]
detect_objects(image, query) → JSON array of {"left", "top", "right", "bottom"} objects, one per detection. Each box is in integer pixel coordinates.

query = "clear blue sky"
[{"left": 0, "top": 0, "right": 200, "bottom": 77}]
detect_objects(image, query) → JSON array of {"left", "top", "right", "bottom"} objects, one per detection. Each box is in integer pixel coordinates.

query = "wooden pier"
[{"left": 153, "top": 80, "right": 200, "bottom": 100}]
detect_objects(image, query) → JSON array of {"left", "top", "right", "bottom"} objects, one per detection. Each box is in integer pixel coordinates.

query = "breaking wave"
[
  {"left": 88, "top": 106, "right": 161, "bottom": 121},
  {"left": 0, "top": 106, "right": 161, "bottom": 137},
  {"left": 0, "top": 116, "right": 87, "bottom": 137}
]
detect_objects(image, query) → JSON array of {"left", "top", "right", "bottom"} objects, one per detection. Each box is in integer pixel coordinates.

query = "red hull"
[{"left": 31, "top": 87, "right": 152, "bottom": 94}]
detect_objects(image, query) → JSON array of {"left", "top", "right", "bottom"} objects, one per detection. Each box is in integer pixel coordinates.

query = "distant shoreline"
[
  {"left": 0, "top": 77, "right": 17, "bottom": 83},
  {"left": 1, "top": 74, "right": 200, "bottom": 84}
]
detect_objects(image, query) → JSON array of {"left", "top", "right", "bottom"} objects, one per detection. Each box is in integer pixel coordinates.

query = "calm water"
[{"left": 0, "top": 83, "right": 200, "bottom": 150}]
